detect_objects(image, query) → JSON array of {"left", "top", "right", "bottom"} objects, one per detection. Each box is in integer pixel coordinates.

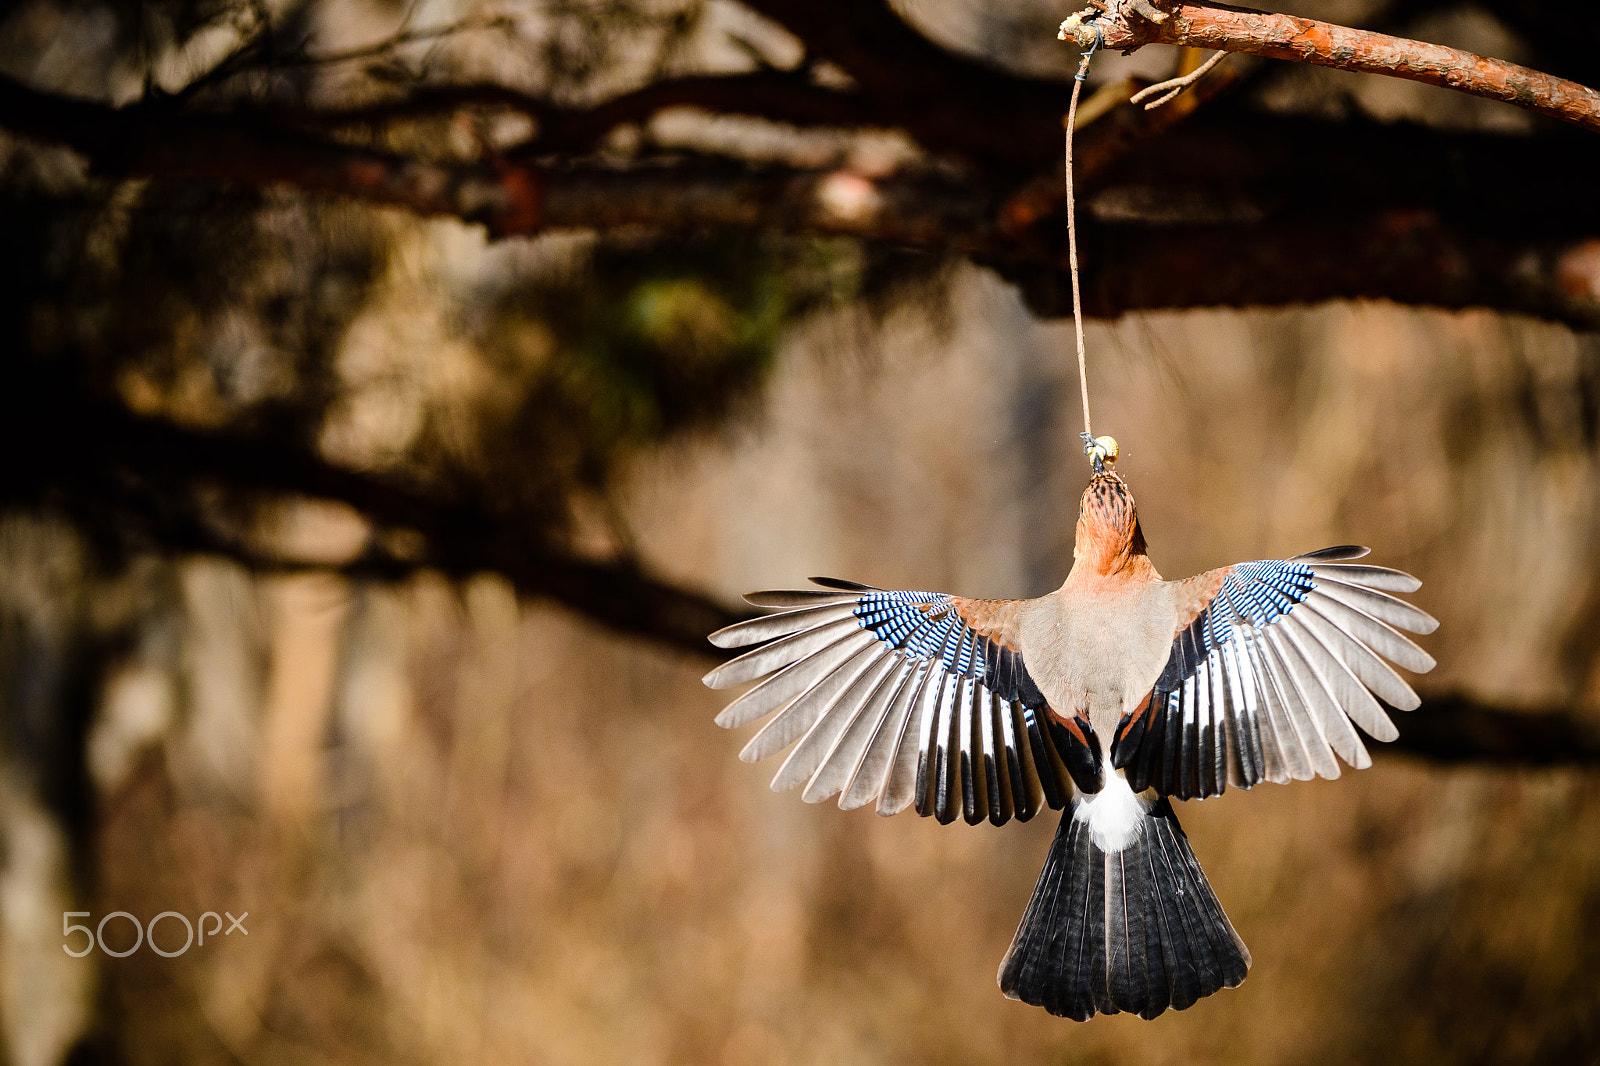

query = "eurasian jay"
[{"left": 702, "top": 438, "right": 1437, "bottom": 1020}]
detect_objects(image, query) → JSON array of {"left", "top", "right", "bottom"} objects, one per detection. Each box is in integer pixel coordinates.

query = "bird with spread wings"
[{"left": 703, "top": 438, "right": 1437, "bottom": 1020}]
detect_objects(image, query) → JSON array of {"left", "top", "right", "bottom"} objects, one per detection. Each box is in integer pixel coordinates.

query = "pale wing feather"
[
  {"left": 709, "top": 604, "right": 860, "bottom": 649},
  {"left": 1311, "top": 574, "right": 1437, "bottom": 633},
  {"left": 714, "top": 629, "right": 875, "bottom": 728},
  {"left": 1306, "top": 587, "right": 1437, "bottom": 672},
  {"left": 772, "top": 652, "right": 898, "bottom": 791},
  {"left": 1306, "top": 562, "right": 1421, "bottom": 594},
  {"left": 704, "top": 618, "right": 862, "bottom": 688},
  {"left": 739, "top": 643, "right": 878, "bottom": 762},
  {"left": 743, "top": 589, "right": 860, "bottom": 609},
  {"left": 1275, "top": 620, "right": 1372, "bottom": 769},
  {"left": 1291, "top": 608, "right": 1400, "bottom": 742},
  {"left": 840, "top": 660, "right": 928, "bottom": 810},
  {"left": 880, "top": 664, "right": 944, "bottom": 815},
  {"left": 1245, "top": 633, "right": 1314, "bottom": 781},
  {"left": 1259, "top": 630, "right": 1341, "bottom": 779},
  {"left": 1303, "top": 592, "right": 1426, "bottom": 709},
  {"left": 804, "top": 658, "right": 916, "bottom": 803},
  {"left": 707, "top": 583, "right": 1066, "bottom": 826},
  {"left": 1262, "top": 627, "right": 1348, "bottom": 775}
]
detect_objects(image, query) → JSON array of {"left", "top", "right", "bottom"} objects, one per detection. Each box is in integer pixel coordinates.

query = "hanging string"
[{"left": 1065, "top": 23, "right": 1102, "bottom": 456}]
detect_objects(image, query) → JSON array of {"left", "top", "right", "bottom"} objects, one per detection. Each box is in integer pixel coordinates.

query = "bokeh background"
[{"left": 1, "top": 0, "right": 1599, "bottom": 1064}]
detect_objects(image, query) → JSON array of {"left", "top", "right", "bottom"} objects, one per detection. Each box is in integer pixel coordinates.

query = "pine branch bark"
[{"left": 1062, "top": 0, "right": 1600, "bottom": 133}]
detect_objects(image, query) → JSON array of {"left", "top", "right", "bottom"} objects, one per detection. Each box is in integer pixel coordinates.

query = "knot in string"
[
  {"left": 1075, "top": 21, "right": 1105, "bottom": 81},
  {"left": 1080, "top": 432, "right": 1119, "bottom": 474}
]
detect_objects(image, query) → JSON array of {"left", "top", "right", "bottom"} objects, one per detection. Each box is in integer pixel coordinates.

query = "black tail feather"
[{"left": 998, "top": 797, "right": 1250, "bottom": 1020}]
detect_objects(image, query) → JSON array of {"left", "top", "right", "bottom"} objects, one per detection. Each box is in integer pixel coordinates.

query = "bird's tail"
[{"left": 998, "top": 775, "right": 1250, "bottom": 1020}]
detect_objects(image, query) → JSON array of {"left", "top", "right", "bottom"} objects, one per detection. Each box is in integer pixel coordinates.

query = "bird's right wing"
[
  {"left": 703, "top": 580, "right": 1081, "bottom": 826},
  {"left": 1111, "top": 547, "right": 1438, "bottom": 800}
]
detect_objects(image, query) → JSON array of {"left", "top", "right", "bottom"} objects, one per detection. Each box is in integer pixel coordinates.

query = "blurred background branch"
[
  {"left": 2, "top": 73, "right": 1597, "bottom": 325},
  {"left": 9, "top": 353, "right": 1597, "bottom": 768}
]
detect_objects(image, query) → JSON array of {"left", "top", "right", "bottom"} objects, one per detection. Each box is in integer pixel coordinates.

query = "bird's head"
[{"left": 1071, "top": 439, "right": 1150, "bottom": 578}]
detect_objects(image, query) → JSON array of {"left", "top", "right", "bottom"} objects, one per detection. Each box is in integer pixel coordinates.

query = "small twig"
[
  {"left": 1063, "top": 0, "right": 1600, "bottom": 134},
  {"left": 1129, "top": 49, "right": 1227, "bottom": 110},
  {"left": 282, "top": 71, "right": 872, "bottom": 150},
  {"left": 282, "top": 16, "right": 516, "bottom": 69},
  {"left": 180, "top": 13, "right": 515, "bottom": 102}
]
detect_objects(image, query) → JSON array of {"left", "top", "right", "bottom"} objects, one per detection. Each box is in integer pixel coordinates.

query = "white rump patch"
[{"left": 1073, "top": 773, "right": 1153, "bottom": 852}]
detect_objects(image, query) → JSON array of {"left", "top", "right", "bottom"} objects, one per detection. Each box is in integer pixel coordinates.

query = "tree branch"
[
  {"left": 736, "top": 0, "right": 1078, "bottom": 174},
  {"left": 1391, "top": 694, "right": 1600, "bottom": 767},
  {"left": 1062, "top": 0, "right": 1600, "bottom": 133},
  {"left": 4, "top": 363, "right": 1597, "bottom": 768},
  {"left": 1367, "top": 0, "right": 1600, "bottom": 86},
  {"left": 288, "top": 71, "right": 879, "bottom": 152},
  {"left": 31, "top": 401, "right": 1600, "bottom": 772},
  {"left": 1062, "top": 216, "right": 1600, "bottom": 329},
  {"left": 0, "top": 74, "right": 539, "bottom": 231},
  {"left": 2, "top": 75, "right": 1597, "bottom": 326},
  {"left": 22, "top": 391, "right": 1594, "bottom": 768},
  {"left": 0, "top": 368, "right": 741, "bottom": 657}
]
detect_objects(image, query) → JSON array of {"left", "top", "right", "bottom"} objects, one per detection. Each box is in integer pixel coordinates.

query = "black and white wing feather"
[
  {"left": 1112, "top": 547, "right": 1438, "bottom": 800},
  {"left": 703, "top": 580, "right": 1077, "bottom": 826}
]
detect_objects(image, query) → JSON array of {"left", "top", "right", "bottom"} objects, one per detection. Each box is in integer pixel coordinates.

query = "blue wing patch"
[
  {"left": 1219, "top": 560, "right": 1314, "bottom": 627},
  {"left": 853, "top": 591, "right": 1046, "bottom": 708}
]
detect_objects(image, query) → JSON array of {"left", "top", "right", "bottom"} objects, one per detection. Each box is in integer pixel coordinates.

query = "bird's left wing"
[
  {"left": 1111, "top": 546, "right": 1438, "bottom": 801},
  {"left": 703, "top": 580, "right": 1077, "bottom": 826}
]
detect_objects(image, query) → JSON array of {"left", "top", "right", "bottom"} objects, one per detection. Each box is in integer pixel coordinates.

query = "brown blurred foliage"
[{"left": 0, "top": 1, "right": 1598, "bottom": 1065}]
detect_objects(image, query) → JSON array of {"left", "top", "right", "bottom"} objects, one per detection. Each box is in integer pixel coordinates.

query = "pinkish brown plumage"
[{"left": 705, "top": 463, "right": 1437, "bottom": 1020}]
